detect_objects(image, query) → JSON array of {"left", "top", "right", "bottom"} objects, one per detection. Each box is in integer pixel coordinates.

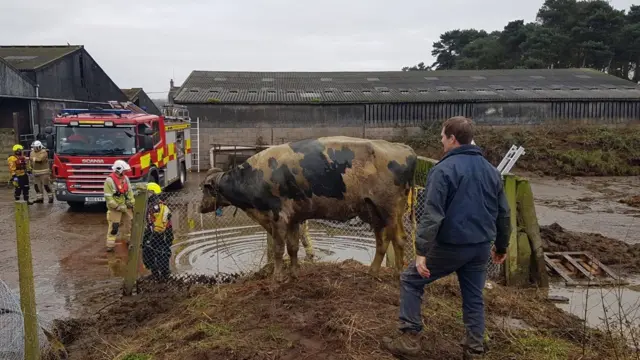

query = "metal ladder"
[
  {"left": 190, "top": 117, "right": 200, "bottom": 172},
  {"left": 497, "top": 145, "right": 525, "bottom": 175}
]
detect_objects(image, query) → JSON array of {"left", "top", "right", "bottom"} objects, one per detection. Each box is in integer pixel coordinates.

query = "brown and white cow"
[{"left": 199, "top": 136, "right": 417, "bottom": 282}]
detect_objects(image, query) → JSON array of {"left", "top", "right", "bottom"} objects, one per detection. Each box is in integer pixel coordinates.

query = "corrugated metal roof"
[
  {"left": 173, "top": 69, "right": 640, "bottom": 104},
  {"left": 0, "top": 45, "right": 83, "bottom": 70}
]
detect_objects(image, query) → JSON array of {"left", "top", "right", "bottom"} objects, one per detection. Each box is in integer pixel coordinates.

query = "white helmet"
[
  {"left": 31, "top": 140, "right": 43, "bottom": 150},
  {"left": 112, "top": 160, "right": 130, "bottom": 174}
]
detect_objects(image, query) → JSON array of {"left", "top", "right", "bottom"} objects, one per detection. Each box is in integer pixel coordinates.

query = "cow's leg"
[
  {"left": 363, "top": 198, "right": 390, "bottom": 277},
  {"left": 369, "top": 226, "right": 390, "bottom": 277},
  {"left": 270, "top": 222, "right": 287, "bottom": 283},
  {"left": 286, "top": 224, "right": 301, "bottom": 279},
  {"left": 389, "top": 211, "right": 407, "bottom": 274},
  {"left": 299, "top": 220, "right": 314, "bottom": 261}
]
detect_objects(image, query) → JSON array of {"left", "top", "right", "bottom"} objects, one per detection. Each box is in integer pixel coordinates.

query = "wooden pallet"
[{"left": 544, "top": 251, "right": 628, "bottom": 287}]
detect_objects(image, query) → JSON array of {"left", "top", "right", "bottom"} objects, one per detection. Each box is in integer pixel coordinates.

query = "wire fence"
[
  {"left": 0, "top": 278, "right": 53, "bottom": 360},
  {"left": 131, "top": 177, "right": 505, "bottom": 290}
]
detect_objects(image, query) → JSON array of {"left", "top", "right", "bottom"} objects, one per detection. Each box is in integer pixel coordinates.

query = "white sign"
[{"left": 85, "top": 197, "right": 105, "bottom": 202}]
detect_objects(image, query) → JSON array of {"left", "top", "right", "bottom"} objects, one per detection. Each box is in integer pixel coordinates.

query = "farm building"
[
  {"left": 0, "top": 45, "right": 127, "bottom": 145},
  {"left": 171, "top": 68, "right": 640, "bottom": 167},
  {"left": 121, "top": 87, "right": 161, "bottom": 115}
]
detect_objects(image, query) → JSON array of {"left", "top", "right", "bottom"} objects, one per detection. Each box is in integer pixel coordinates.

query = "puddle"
[
  {"left": 172, "top": 218, "right": 377, "bottom": 275},
  {"left": 549, "top": 276, "right": 640, "bottom": 346}
]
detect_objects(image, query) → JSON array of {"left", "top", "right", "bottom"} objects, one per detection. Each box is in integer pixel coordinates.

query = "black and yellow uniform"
[
  {"left": 7, "top": 144, "right": 32, "bottom": 204},
  {"left": 142, "top": 187, "right": 174, "bottom": 280}
]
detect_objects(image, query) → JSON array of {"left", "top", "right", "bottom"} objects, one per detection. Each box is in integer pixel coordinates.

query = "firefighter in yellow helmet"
[
  {"left": 7, "top": 144, "right": 33, "bottom": 204},
  {"left": 142, "top": 182, "right": 174, "bottom": 281},
  {"left": 103, "top": 160, "right": 135, "bottom": 252}
]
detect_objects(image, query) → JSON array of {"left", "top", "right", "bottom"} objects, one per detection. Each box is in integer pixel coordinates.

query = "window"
[{"left": 152, "top": 121, "right": 160, "bottom": 144}]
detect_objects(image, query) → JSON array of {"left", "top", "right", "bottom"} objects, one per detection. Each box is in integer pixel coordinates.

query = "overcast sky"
[{"left": 1, "top": 0, "right": 637, "bottom": 99}]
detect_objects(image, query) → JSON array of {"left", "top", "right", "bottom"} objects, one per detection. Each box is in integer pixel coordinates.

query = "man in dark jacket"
[{"left": 382, "top": 116, "right": 511, "bottom": 359}]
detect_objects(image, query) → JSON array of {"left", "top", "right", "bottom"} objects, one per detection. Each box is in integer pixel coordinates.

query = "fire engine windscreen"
[{"left": 55, "top": 127, "right": 137, "bottom": 155}]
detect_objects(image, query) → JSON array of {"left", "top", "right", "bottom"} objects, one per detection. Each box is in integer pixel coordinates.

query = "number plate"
[{"left": 85, "top": 197, "right": 105, "bottom": 202}]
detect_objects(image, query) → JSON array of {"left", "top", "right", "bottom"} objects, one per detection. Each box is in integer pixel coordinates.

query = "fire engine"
[{"left": 44, "top": 104, "right": 193, "bottom": 210}]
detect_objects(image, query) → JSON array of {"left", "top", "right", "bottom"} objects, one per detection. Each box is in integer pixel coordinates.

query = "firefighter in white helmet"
[
  {"left": 103, "top": 160, "right": 134, "bottom": 252},
  {"left": 29, "top": 140, "right": 53, "bottom": 203}
]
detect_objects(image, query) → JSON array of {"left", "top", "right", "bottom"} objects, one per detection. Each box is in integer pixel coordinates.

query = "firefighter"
[
  {"left": 142, "top": 182, "right": 174, "bottom": 281},
  {"left": 7, "top": 144, "right": 32, "bottom": 204},
  {"left": 29, "top": 140, "right": 54, "bottom": 204},
  {"left": 103, "top": 160, "right": 134, "bottom": 252}
]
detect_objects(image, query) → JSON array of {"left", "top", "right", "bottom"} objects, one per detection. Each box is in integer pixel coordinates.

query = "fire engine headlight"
[{"left": 55, "top": 182, "right": 66, "bottom": 189}]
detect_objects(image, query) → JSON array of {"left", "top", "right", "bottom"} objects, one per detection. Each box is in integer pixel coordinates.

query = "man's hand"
[
  {"left": 491, "top": 245, "right": 507, "bottom": 264},
  {"left": 116, "top": 204, "right": 127, "bottom": 212},
  {"left": 415, "top": 255, "right": 430, "bottom": 278}
]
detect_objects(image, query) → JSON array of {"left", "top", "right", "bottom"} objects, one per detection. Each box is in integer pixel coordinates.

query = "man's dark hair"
[{"left": 442, "top": 116, "right": 474, "bottom": 145}]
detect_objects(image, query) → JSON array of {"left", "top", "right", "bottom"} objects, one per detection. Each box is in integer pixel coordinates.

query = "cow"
[{"left": 199, "top": 136, "right": 417, "bottom": 282}]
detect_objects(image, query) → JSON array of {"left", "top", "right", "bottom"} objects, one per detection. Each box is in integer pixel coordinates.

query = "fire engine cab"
[{"left": 44, "top": 107, "right": 193, "bottom": 210}]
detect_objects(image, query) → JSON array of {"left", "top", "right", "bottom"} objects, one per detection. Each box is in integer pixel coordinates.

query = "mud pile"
[
  {"left": 54, "top": 260, "right": 626, "bottom": 360},
  {"left": 405, "top": 125, "right": 640, "bottom": 177},
  {"left": 541, "top": 223, "right": 640, "bottom": 274}
]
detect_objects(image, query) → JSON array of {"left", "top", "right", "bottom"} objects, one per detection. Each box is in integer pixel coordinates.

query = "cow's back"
[{"left": 244, "top": 136, "right": 416, "bottom": 205}]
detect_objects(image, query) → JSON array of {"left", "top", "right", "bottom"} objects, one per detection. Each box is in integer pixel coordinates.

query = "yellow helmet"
[
  {"left": 146, "top": 182, "right": 162, "bottom": 195},
  {"left": 12, "top": 144, "right": 23, "bottom": 152}
]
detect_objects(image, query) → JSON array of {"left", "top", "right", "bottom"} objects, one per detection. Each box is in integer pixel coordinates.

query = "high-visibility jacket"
[
  {"left": 8, "top": 155, "right": 30, "bottom": 177},
  {"left": 29, "top": 149, "right": 50, "bottom": 175},
  {"left": 103, "top": 173, "right": 134, "bottom": 209},
  {"left": 148, "top": 203, "right": 171, "bottom": 233}
]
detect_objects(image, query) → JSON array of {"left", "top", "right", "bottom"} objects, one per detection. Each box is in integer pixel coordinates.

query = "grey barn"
[{"left": 169, "top": 69, "right": 640, "bottom": 167}]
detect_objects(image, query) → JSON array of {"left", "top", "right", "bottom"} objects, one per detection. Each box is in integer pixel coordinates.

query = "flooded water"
[
  {"left": 172, "top": 220, "right": 377, "bottom": 275},
  {"left": 549, "top": 278, "right": 640, "bottom": 345}
]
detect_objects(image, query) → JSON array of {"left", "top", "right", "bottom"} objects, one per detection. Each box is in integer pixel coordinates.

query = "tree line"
[{"left": 402, "top": 0, "right": 640, "bottom": 83}]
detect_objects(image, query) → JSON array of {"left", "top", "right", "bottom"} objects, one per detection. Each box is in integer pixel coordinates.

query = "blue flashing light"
[{"left": 60, "top": 108, "right": 133, "bottom": 116}]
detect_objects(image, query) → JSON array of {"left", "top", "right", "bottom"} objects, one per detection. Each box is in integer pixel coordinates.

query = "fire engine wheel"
[{"left": 173, "top": 162, "right": 187, "bottom": 190}]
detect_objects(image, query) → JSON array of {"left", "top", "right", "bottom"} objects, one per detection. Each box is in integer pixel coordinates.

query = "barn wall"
[
  {"left": 181, "top": 101, "right": 640, "bottom": 169},
  {"left": 133, "top": 90, "right": 161, "bottom": 115},
  {"left": 0, "top": 62, "right": 34, "bottom": 97},
  {"left": 32, "top": 49, "right": 127, "bottom": 103}
]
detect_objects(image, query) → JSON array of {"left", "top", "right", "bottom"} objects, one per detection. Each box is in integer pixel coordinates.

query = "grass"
[
  {"left": 401, "top": 124, "right": 640, "bottom": 176},
  {"left": 55, "top": 260, "right": 636, "bottom": 360}
]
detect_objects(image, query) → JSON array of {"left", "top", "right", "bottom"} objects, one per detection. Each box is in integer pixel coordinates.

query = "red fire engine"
[{"left": 44, "top": 105, "right": 193, "bottom": 210}]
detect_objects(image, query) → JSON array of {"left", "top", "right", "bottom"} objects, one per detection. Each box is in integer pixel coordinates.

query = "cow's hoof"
[
  {"left": 274, "top": 273, "right": 286, "bottom": 283},
  {"left": 288, "top": 270, "right": 299, "bottom": 280}
]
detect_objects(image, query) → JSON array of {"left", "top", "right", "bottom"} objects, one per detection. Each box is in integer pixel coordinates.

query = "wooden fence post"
[
  {"left": 15, "top": 200, "right": 41, "bottom": 360},
  {"left": 515, "top": 178, "right": 549, "bottom": 288},
  {"left": 503, "top": 175, "right": 518, "bottom": 286},
  {"left": 123, "top": 190, "right": 149, "bottom": 296}
]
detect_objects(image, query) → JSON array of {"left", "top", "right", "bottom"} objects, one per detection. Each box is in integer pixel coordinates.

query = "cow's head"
[{"left": 199, "top": 167, "right": 232, "bottom": 213}]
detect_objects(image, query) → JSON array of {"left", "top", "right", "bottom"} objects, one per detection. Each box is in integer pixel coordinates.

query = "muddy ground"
[{"left": 55, "top": 261, "right": 627, "bottom": 360}]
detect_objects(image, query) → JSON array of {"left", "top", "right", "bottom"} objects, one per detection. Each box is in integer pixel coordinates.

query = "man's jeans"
[{"left": 398, "top": 241, "right": 491, "bottom": 352}]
